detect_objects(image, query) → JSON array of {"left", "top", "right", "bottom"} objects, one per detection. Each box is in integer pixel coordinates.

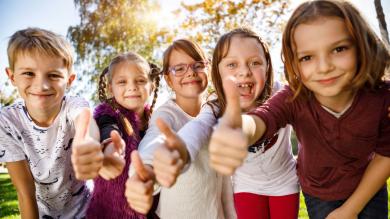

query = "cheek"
[{"left": 218, "top": 67, "right": 233, "bottom": 80}]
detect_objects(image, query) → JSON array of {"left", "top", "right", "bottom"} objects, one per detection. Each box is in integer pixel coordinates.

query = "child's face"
[
  {"left": 218, "top": 36, "right": 267, "bottom": 112},
  {"left": 6, "top": 52, "right": 75, "bottom": 117},
  {"left": 109, "top": 62, "right": 153, "bottom": 115},
  {"left": 164, "top": 49, "right": 208, "bottom": 101},
  {"left": 294, "top": 17, "right": 357, "bottom": 105}
]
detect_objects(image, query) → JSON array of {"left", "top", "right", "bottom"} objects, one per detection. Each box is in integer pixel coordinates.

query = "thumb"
[
  {"left": 74, "top": 108, "right": 91, "bottom": 144},
  {"left": 110, "top": 130, "right": 124, "bottom": 154},
  {"left": 156, "top": 118, "right": 177, "bottom": 149},
  {"left": 131, "top": 150, "right": 151, "bottom": 182},
  {"left": 222, "top": 76, "right": 242, "bottom": 129}
]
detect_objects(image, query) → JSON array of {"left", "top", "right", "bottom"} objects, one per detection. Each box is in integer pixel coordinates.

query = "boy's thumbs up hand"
[
  {"left": 125, "top": 151, "right": 155, "bottom": 214},
  {"left": 209, "top": 77, "right": 248, "bottom": 175},
  {"left": 71, "top": 108, "right": 104, "bottom": 180},
  {"left": 153, "top": 118, "right": 189, "bottom": 187},
  {"left": 98, "top": 130, "right": 126, "bottom": 180}
]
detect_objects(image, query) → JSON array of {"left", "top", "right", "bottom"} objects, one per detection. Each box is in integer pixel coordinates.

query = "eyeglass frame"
[{"left": 167, "top": 61, "right": 209, "bottom": 77}]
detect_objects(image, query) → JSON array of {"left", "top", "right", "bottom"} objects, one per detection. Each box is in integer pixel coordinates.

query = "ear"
[
  {"left": 67, "top": 73, "right": 76, "bottom": 87},
  {"left": 107, "top": 83, "right": 113, "bottom": 96},
  {"left": 5, "top": 68, "right": 16, "bottom": 86}
]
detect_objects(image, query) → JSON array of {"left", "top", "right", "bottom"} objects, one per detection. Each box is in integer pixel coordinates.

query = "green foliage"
[
  {"left": 0, "top": 173, "right": 19, "bottom": 218},
  {"left": 176, "top": 0, "right": 291, "bottom": 54},
  {"left": 67, "top": 0, "right": 171, "bottom": 102},
  {"left": 0, "top": 86, "right": 18, "bottom": 108}
]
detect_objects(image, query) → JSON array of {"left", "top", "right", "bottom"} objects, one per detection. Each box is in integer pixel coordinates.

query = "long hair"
[
  {"left": 211, "top": 27, "right": 274, "bottom": 117},
  {"left": 97, "top": 52, "right": 161, "bottom": 135},
  {"left": 282, "top": 0, "right": 390, "bottom": 99}
]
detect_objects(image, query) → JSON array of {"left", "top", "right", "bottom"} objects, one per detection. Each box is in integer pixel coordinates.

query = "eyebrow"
[{"left": 296, "top": 38, "right": 353, "bottom": 55}]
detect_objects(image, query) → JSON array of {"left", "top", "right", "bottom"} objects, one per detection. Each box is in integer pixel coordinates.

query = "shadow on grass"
[{"left": 0, "top": 173, "right": 20, "bottom": 218}]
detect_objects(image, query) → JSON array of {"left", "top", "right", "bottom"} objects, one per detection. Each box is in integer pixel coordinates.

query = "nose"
[
  {"left": 33, "top": 75, "right": 50, "bottom": 91},
  {"left": 127, "top": 81, "right": 138, "bottom": 91},
  {"left": 317, "top": 55, "right": 334, "bottom": 74},
  {"left": 185, "top": 65, "right": 197, "bottom": 77},
  {"left": 236, "top": 63, "right": 252, "bottom": 78}
]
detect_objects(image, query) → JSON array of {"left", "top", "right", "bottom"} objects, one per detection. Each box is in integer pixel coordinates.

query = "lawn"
[{"left": 0, "top": 173, "right": 388, "bottom": 218}]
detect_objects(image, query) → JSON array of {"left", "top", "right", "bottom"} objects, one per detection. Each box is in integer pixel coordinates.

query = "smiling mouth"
[
  {"left": 237, "top": 82, "right": 254, "bottom": 96},
  {"left": 125, "top": 95, "right": 141, "bottom": 99},
  {"left": 317, "top": 75, "right": 341, "bottom": 85},
  {"left": 182, "top": 80, "right": 201, "bottom": 85}
]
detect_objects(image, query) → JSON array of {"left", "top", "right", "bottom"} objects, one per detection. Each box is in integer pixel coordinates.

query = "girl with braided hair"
[{"left": 86, "top": 52, "right": 161, "bottom": 218}]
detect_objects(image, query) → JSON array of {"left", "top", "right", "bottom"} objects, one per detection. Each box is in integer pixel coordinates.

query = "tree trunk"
[{"left": 374, "top": 0, "right": 389, "bottom": 45}]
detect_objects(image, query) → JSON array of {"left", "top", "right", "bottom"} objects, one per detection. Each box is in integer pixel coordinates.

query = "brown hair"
[
  {"left": 161, "top": 39, "right": 208, "bottom": 75},
  {"left": 7, "top": 27, "right": 74, "bottom": 72},
  {"left": 282, "top": 0, "right": 390, "bottom": 99},
  {"left": 98, "top": 52, "right": 160, "bottom": 134},
  {"left": 211, "top": 27, "right": 274, "bottom": 117}
]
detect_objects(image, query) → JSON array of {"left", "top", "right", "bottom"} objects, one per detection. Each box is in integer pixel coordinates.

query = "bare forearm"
[
  {"left": 242, "top": 115, "right": 266, "bottom": 146},
  {"left": 17, "top": 192, "right": 39, "bottom": 219},
  {"left": 342, "top": 153, "right": 390, "bottom": 214}
]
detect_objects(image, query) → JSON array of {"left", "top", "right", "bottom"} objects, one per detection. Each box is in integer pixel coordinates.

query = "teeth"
[{"left": 238, "top": 83, "right": 253, "bottom": 88}]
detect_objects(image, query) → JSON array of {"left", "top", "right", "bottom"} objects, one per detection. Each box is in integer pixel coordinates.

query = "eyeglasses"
[{"left": 168, "top": 61, "right": 208, "bottom": 77}]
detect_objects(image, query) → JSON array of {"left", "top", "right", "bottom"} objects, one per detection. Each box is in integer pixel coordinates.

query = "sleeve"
[
  {"left": 95, "top": 115, "right": 122, "bottom": 141},
  {"left": 248, "top": 85, "right": 295, "bottom": 139},
  {"left": 138, "top": 109, "right": 177, "bottom": 166},
  {"left": 66, "top": 96, "right": 90, "bottom": 121},
  {"left": 375, "top": 88, "right": 390, "bottom": 157},
  {"left": 0, "top": 114, "right": 26, "bottom": 162},
  {"left": 178, "top": 103, "right": 218, "bottom": 162}
]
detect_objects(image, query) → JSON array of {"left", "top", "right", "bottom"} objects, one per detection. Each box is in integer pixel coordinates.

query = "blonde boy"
[{"left": 0, "top": 28, "right": 103, "bottom": 218}]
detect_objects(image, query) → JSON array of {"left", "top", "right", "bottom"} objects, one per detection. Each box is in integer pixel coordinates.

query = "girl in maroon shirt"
[{"left": 209, "top": 1, "right": 390, "bottom": 219}]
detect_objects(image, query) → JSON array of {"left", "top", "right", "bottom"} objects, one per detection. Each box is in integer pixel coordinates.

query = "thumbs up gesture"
[
  {"left": 98, "top": 130, "right": 126, "bottom": 180},
  {"left": 209, "top": 77, "right": 248, "bottom": 175},
  {"left": 153, "top": 118, "right": 189, "bottom": 187},
  {"left": 125, "top": 150, "right": 155, "bottom": 214},
  {"left": 71, "top": 109, "right": 104, "bottom": 180}
]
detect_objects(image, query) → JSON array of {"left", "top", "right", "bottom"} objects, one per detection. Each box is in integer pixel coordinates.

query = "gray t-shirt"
[{"left": 0, "top": 96, "right": 90, "bottom": 219}]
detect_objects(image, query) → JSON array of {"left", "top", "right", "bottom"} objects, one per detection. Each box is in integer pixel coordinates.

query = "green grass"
[
  {"left": 0, "top": 173, "right": 388, "bottom": 219},
  {"left": 0, "top": 173, "right": 19, "bottom": 219}
]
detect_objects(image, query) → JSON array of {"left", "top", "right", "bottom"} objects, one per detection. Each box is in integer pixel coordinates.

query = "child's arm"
[
  {"left": 326, "top": 153, "right": 390, "bottom": 219},
  {"left": 125, "top": 151, "right": 155, "bottom": 214},
  {"left": 7, "top": 160, "right": 38, "bottom": 219},
  {"left": 71, "top": 109, "right": 104, "bottom": 180},
  {"left": 209, "top": 78, "right": 266, "bottom": 175},
  {"left": 221, "top": 176, "right": 237, "bottom": 219}
]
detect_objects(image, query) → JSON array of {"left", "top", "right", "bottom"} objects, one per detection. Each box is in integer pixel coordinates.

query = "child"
[
  {"left": 126, "top": 39, "right": 235, "bottom": 218},
  {"left": 209, "top": 1, "right": 390, "bottom": 218},
  {"left": 150, "top": 28, "right": 300, "bottom": 219},
  {"left": 0, "top": 28, "right": 101, "bottom": 218},
  {"left": 85, "top": 52, "right": 160, "bottom": 218}
]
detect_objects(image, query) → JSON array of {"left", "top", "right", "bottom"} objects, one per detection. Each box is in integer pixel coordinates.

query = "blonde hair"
[
  {"left": 7, "top": 27, "right": 74, "bottom": 72},
  {"left": 282, "top": 0, "right": 390, "bottom": 99}
]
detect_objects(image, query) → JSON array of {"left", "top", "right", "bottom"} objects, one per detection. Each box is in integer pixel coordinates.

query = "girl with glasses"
[{"left": 125, "top": 39, "right": 235, "bottom": 218}]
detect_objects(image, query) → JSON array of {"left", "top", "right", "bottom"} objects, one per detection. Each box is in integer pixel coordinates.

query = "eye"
[
  {"left": 116, "top": 80, "right": 126, "bottom": 85},
  {"left": 299, "top": 56, "right": 312, "bottom": 62},
  {"left": 22, "top": 72, "right": 34, "bottom": 77},
  {"left": 49, "top": 74, "right": 63, "bottom": 79},
  {"left": 249, "top": 60, "right": 262, "bottom": 67},
  {"left": 226, "top": 63, "right": 237, "bottom": 69},
  {"left": 334, "top": 46, "right": 348, "bottom": 53},
  {"left": 136, "top": 78, "right": 147, "bottom": 84},
  {"left": 174, "top": 65, "right": 186, "bottom": 73},
  {"left": 193, "top": 62, "right": 206, "bottom": 70}
]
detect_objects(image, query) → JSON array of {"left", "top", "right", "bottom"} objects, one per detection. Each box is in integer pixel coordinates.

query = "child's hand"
[
  {"left": 71, "top": 109, "right": 104, "bottom": 180},
  {"left": 325, "top": 206, "right": 357, "bottom": 219},
  {"left": 209, "top": 77, "right": 248, "bottom": 175},
  {"left": 153, "top": 118, "right": 189, "bottom": 187},
  {"left": 98, "top": 130, "right": 126, "bottom": 180},
  {"left": 125, "top": 151, "right": 155, "bottom": 214}
]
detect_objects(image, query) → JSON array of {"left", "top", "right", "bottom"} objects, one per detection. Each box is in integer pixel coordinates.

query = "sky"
[{"left": 0, "top": 0, "right": 389, "bottom": 99}]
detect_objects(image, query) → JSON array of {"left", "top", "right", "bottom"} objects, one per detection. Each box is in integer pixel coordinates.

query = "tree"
[
  {"left": 0, "top": 87, "right": 18, "bottom": 107},
  {"left": 176, "top": 0, "right": 290, "bottom": 54},
  {"left": 374, "top": 0, "right": 389, "bottom": 45},
  {"left": 68, "top": 0, "right": 171, "bottom": 101}
]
